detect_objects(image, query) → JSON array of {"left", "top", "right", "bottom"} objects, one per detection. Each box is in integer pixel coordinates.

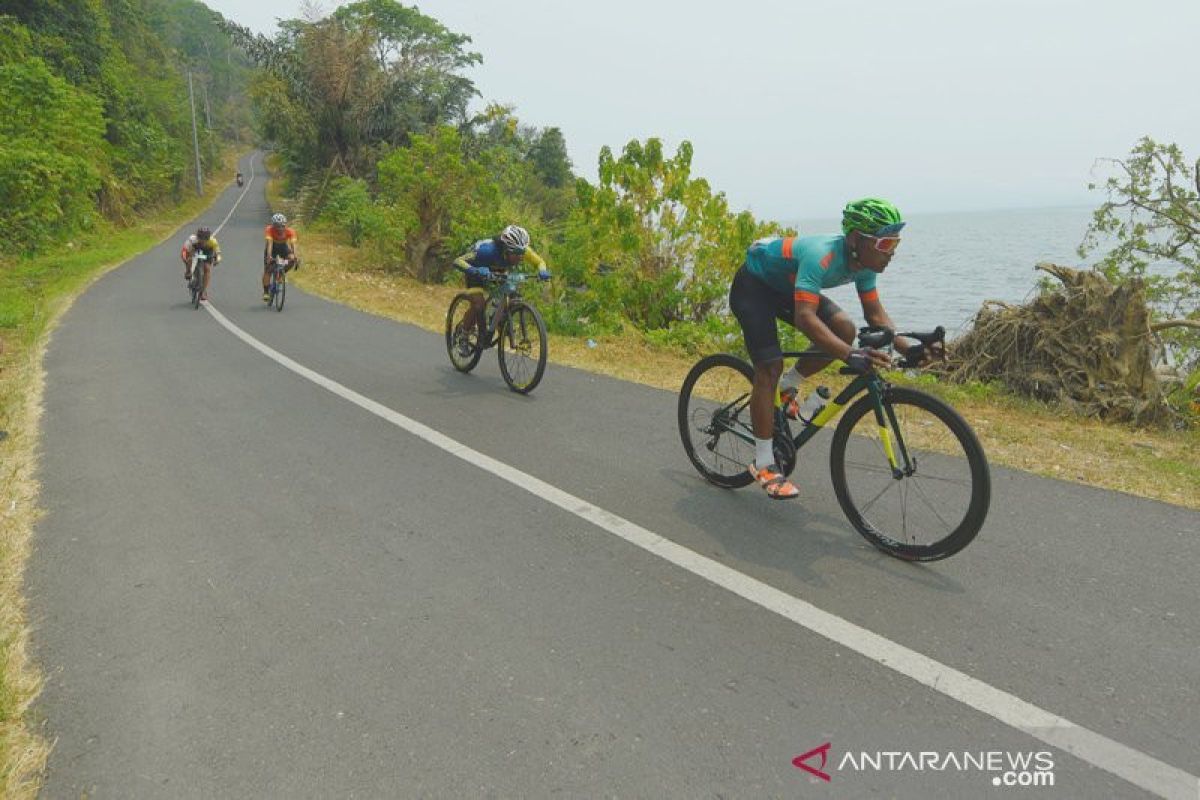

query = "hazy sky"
[{"left": 205, "top": 0, "right": 1200, "bottom": 218}]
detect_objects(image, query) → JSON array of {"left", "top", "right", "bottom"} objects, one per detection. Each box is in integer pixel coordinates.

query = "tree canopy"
[
  {"left": 0, "top": 1, "right": 250, "bottom": 254},
  {"left": 1080, "top": 137, "right": 1200, "bottom": 371}
]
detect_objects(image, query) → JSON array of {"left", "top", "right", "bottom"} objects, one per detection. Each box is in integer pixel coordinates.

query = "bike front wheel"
[
  {"left": 497, "top": 301, "right": 547, "bottom": 393},
  {"left": 273, "top": 273, "right": 286, "bottom": 311},
  {"left": 829, "top": 387, "right": 990, "bottom": 561},
  {"left": 445, "top": 293, "right": 484, "bottom": 373}
]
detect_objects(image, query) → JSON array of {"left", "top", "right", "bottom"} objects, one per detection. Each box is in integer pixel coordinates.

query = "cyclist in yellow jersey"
[{"left": 180, "top": 226, "right": 221, "bottom": 302}]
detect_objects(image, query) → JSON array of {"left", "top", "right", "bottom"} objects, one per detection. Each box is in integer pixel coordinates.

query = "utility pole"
[{"left": 188, "top": 71, "right": 203, "bottom": 196}]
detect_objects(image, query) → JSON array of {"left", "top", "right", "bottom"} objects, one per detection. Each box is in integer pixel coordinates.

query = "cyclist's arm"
[
  {"left": 452, "top": 250, "right": 477, "bottom": 272},
  {"left": 794, "top": 262, "right": 853, "bottom": 360},
  {"left": 794, "top": 294, "right": 854, "bottom": 360},
  {"left": 520, "top": 248, "right": 546, "bottom": 271},
  {"left": 210, "top": 238, "right": 221, "bottom": 263}
]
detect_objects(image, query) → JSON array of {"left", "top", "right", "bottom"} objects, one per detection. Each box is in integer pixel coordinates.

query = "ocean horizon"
[{"left": 791, "top": 205, "right": 1099, "bottom": 336}]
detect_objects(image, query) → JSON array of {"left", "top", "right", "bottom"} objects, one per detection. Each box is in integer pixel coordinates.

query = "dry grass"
[
  {"left": 0, "top": 147, "right": 248, "bottom": 796},
  {"left": 289, "top": 220, "right": 1199, "bottom": 511},
  {"left": 0, "top": 351, "right": 48, "bottom": 799}
]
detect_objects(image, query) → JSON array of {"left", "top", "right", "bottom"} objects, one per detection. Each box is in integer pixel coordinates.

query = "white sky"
[{"left": 206, "top": 0, "right": 1200, "bottom": 218}]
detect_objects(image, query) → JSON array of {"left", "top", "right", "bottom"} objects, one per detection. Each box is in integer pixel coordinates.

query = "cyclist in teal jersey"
[{"left": 729, "top": 198, "right": 934, "bottom": 499}]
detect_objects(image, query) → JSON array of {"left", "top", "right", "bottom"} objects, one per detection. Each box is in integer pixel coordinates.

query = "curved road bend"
[{"left": 29, "top": 153, "right": 1200, "bottom": 797}]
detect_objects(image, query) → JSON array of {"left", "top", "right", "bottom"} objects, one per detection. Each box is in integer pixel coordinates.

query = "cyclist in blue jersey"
[
  {"left": 730, "top": 198, "right": 934, "bottom": 499},
  {"left": 452, "top": 224, "right": 551, "bottom": 332}
]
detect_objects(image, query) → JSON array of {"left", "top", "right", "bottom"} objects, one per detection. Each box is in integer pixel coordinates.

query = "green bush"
[
  {"left": 0, "top": 59, "right": 105, "bottom": 253},
  {"left": 323, "top": 177, "right": 386, "bottom": 246}
]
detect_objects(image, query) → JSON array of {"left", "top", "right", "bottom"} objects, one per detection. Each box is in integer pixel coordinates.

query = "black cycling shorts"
[
  {"left": 729, "top": 263, "right": 843, "bottom": 365},
  {"left": 268, "top": 241, "right": 292, "bottom": 262}
]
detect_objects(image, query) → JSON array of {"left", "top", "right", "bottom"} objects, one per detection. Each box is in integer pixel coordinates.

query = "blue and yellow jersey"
[
  {"left": 744, "top": 234, "right": 879, "bottom": 306},
  {"left": 454, "top": 239, "right": 546, "bottom": 272}
]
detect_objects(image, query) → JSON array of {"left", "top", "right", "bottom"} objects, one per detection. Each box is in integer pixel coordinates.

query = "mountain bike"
[
  {"left": 445, "top": 270, "right": 550, "bottom": 394},
  {"left": 188, "top": 251, "right": 208, "bottom": 308},
  {"left": 678, "top": 326, "right": 990, "bottom": 561},
  {"left": 266, "top": 254, "right": 288, "bottom": 312}
]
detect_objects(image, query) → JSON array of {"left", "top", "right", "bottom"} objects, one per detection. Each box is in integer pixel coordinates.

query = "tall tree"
[
  {"left": 232, "top": 1, "right": 480, "bottom": 181},
  {"left": 1080, "top": 136, "right": 1200, "bottom": 369},
  {"left": 527, "top": 127, "right": 572, "bottom": 189}
]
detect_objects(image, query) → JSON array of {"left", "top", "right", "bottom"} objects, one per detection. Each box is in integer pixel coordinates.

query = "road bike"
[
  {"left": 445, "top": 270, "right": 550, "bottom": 394},
  {"left": 266, "top": 254, "right": 289, "bottom": 312},
  {"left": 678, "top": 326, "right": 990, "bottom": 561},
  {"left": 188, "top": 251, "right": 208, "bottom": 308}
]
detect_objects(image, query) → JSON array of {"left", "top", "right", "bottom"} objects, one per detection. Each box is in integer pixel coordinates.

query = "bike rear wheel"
[
  {"left": 497, "top": 301, "right": 548, "bottom": 393},
  {"left": 677, "top": 354, "right": 759, "bottom": 488},
  {"left": 273, "top": 272, "right": 286, "bottom": 311},
  {"left": 445, "top": 293, "right": 484, "bottom": 373},
  {"left": 829, "top": 386, "right": 990, "bottom": 561}
]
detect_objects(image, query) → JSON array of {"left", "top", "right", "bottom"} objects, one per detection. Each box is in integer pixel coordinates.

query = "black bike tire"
[
  {"left": 445, "top": 293, "right": 484, "bottom": 373},
  {"left": 274, "top": 272, "right": 286, "bottom": 311},
  {"left": 677, "top": 353, "right": 758, "bottom": 489},
  {"left": 497, "top": 301, "right": 548, "bottom": 394},
  {"left": 191, "top": 274, "right": 201, "bottom": 309},
  {"left": 829, "top": 386, "right": 990, "bottom": 561}
]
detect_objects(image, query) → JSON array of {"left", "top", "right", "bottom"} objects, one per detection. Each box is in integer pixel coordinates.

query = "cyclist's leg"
[
  {"left": 201, "top": 262, "right": 211, "bottom": 299},
  {"left": 730, "top": 266, "right": 798, "bottom": 498},
  {"left": 460, "top": 273, "right": 487, "bottom": 329}
]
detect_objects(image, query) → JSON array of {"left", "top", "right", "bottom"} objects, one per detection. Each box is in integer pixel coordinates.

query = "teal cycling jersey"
[{"left": 744, "top": 234, "right": 879, "bottom": 305}]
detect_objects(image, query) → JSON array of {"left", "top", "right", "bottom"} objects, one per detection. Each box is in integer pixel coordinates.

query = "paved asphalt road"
[{"left": 28, "top": 154, "right": 1200, "bottom": 798}]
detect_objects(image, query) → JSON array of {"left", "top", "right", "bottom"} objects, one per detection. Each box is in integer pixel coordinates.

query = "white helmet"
[
  {"left": 498, "top": 224, "right": 530, "bottom": 254},
  {"left": 271, "top": 213, "right": 287, "bottom": 226}
]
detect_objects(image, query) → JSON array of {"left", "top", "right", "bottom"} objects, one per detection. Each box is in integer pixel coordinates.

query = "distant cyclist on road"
[
  {"left": 730, "top": 197, "right": 934, "bottom": 500},
  {"left": 452, "top": 224, "right": 551, "bottom": 332},
  {"left": 263, "top": 213, "right": 298, "bottom": 303},
  {"left": 180, "top": 226, "right": 221, "bottom": 302}
]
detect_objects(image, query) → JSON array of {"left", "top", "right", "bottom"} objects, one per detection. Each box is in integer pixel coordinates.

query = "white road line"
[{"left": 201, "top": 229, "right": 1198, "bottom": 800}]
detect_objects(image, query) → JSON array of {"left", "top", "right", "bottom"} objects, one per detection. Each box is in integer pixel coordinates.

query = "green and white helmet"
[{"left": 841, "top": 198, "right": 905, "bottom": 236}]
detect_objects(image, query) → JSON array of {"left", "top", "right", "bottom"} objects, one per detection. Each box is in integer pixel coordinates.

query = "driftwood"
[{"left": 934, "top": 263, "right": 1171, "bottom": 425}]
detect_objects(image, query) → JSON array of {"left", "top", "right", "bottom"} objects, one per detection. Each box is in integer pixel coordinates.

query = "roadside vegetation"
[
  {"left": 0, "top": 1, "right": 250, "bottom": 793},
  {"left": 2, "top": 0, "right": 1197, "bottom": 792}
]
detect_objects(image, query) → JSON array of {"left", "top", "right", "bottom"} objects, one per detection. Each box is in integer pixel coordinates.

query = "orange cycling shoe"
[
  {"left": 779, "top": 387, "right": 801, "bottom": 421},
  {"left": 749, "top": 463, "right": 799, "bottom": 500}
]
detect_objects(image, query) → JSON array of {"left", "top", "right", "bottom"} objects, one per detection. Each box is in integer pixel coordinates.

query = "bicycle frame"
[
  {"left": 714, "top": 352, "right": 916, "bottom": 480},
  {"left": 785, "top": 358, "right": 913, "bottom": 479},
  {"left": 481, "top": 274, "right": 529, "bottom": 345}
]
